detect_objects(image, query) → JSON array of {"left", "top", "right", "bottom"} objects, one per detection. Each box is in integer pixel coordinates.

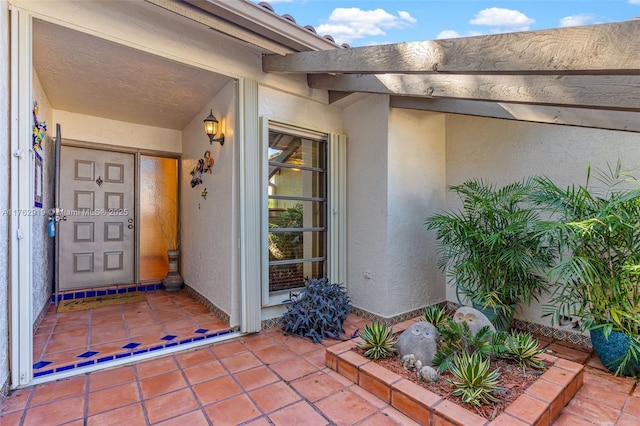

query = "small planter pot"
[
  {"left": 590, "top": 328, "right": 640, "bottom": 376},
  {"left": 163, "top": 249, "right": 183, "bottom": 292}
]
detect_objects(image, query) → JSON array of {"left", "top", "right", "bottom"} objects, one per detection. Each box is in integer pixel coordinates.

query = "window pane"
[
  {"left": 269, "top": 261, "right": 325, "bottom": 293},
  {"left": 269, "top": 200, "right": 324, "bottom": 229},
  {"left": 268, "top": 230, "right": 325, "bottom": 261},
  {"left": 139, "top": 156, "right": 178, "bottom": 281},
  {"left": 269, "top": 169, "right": 325, "bottom": 199},
  {"left": 267, "top": 128, "right": 327, "bottom": 296},
  {"left": 269, "top": 133, "right": 326, "bottom": 169}
]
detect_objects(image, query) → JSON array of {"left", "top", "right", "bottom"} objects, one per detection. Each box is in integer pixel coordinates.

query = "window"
[{"left": 267, "top": 128, "right": 328, "bottom": 295}]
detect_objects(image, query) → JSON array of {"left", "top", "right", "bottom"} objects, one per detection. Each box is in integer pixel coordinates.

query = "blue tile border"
[
  {"left": 33, "top": 360, "right": 52, "bottom": 369},
  {"left": 51, "top": 283, "right": 164, "bottom": 303},
  {"left": 33, "top": 322, "right": 235, "bottom": 378}
]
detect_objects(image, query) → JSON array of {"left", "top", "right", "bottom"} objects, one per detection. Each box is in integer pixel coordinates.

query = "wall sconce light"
[{"left": 204, "top": 109, "right": 225, "bottom": 145}]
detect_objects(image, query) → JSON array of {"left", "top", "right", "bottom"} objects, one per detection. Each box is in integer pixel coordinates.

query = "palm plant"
[
  {"left": 425, "top": 178, "right": 555, "bottom": 329},
  {"left": 532, "top": 161, "right": 640, "bottom": 376}
]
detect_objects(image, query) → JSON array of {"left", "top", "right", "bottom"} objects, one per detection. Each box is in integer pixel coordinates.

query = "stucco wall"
[
  {"left": 181, "top": 80, "right": 239, "bottom": 325},
  {"left": 444, "top": 114, "right": 640, "bottom": 326},
  {"left": 342, "top": 95, "right": 392, "bottom": 316},
  {"left": 343, "top": 100, "right": 448, "bottom": 318},
  {"left": 31, "top": 69, "right": 54, "bottom": 325},
  {"left": 1, "top": 0, "right": 10, "bottom": 397},
  {"left": 387, "top": 109, "right": 447, "bottom": 314},
  {"left": 52, "top": 110, "right": 182, "bottom": 153}
]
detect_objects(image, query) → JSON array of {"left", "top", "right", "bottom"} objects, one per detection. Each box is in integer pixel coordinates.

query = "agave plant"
[
  {"left": 498, "top": 331, "right": 544, "bottom": 370},
  {"left": 423, "top": 305, "right": 449, "bottom": 328},
  {"left": 358, "top": 322, "right": 397, "bottom": 359},
  {"left": 448, "top": 351, "right": 503, "bottom": 406}
]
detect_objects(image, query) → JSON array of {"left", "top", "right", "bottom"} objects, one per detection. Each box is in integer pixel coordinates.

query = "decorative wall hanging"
[
  {"left": 32, "top": 101, "right": 47, "bottom": 152},
  {"left": 201, "top": 188, "right": 208, "bottom": 199},
  {"left": 189, "top": 150, "right": 215, "bottom": 188},
  {"left": 34, "top": 151, "right": 43, "bottom": 208}
]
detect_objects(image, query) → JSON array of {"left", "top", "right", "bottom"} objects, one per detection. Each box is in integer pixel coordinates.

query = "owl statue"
[
  {"left": 395, "top": 321, "right": 439, "bottom": 367},
  {"left": 453, "top": 306, "right": 496, "bottom": 336}
]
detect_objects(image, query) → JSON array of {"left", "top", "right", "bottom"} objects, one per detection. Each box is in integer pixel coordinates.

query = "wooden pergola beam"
[
  {"left": 264, "top": 20, "right": 640, "bottom": 75},
  {"left": 389, "top": 97, "right": 640, "bottom": 133},
  {"left": 308, "top": 74, "right": 640, "bottom": 111}
]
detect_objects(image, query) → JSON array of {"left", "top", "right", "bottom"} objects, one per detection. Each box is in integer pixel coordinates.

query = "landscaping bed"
[{"left": 325, "top": 320, "right": 584, "bottom": 426}]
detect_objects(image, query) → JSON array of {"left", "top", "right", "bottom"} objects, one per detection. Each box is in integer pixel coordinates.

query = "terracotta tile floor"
[
  {"left": 32, "top": 289, "right": 232, "bottom": 377},
  {"left": 2, "top": 311, "right": 640, "bottom": 425}
]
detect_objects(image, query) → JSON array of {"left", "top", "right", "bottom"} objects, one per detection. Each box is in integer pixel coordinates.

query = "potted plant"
[
  {"left": 425, "top": 178, "right": 554, "bottom": 330},
  {"left": 533, "top": 162, "right": 640, "bottom": 376},
  {"left": 156, "top": 195, "right": 182, "bottom": 291}
]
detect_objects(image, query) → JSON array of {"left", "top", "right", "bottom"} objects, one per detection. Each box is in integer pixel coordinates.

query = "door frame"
[{"left": 57, "top": 139, "right": 183, "bottom": 288}]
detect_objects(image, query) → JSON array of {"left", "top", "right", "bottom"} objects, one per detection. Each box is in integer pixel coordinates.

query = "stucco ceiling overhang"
[{"left": 32, "top": 19, "right": 230, "bottom": 131}]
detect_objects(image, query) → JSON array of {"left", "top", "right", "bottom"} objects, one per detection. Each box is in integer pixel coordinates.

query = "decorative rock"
[
  {"left": 401, "top": 354, "right": 416, "bottom": 370},
  {"left": 395, "top": 321, "right": 439, "bottom": 367},
  {"left": 453, "top": 306, "right": 495, "bottom": 336},
  {"left": 417, "top": 365, "right": 439, "bottom": 383}
]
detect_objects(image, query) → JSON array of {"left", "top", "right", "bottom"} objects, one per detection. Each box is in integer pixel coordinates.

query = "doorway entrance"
[{"left": 59, "top": 146, "right": 135, "bottom": 290}]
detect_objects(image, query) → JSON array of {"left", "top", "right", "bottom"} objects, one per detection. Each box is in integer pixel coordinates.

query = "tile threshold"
[{"left": 326, "top": 325, "right": 584, "bottom": 426}]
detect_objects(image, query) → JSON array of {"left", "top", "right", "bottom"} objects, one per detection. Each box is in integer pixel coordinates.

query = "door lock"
[{"left": 128, "top": 224, "right": 134, "bottom": 229}]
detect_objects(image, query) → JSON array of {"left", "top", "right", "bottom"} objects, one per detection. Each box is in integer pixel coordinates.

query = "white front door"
[{"left": 59, "top": 146, "right": 135, "bottom": 290}]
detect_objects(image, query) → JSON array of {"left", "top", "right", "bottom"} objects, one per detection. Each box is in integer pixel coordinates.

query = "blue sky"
[{"left": 254, "top": 0, "right": 640, "bottom": 46}]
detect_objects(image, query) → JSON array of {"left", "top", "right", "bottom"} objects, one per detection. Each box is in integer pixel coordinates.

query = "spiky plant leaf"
[
  {"left": 499, "top": 331, "right": 544, "bottom": 369},
  {"left": 448, "top": 351, "right": 503, "bottom": 406},
  {"left": 423, "top": 305, "right": 449, "bottom": 329},
  {"left": 358, "top": 322, "right": 397, "bottom": 359}
]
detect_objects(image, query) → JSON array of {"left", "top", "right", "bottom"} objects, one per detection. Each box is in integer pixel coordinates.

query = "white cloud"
[
  {"left": 437, "top": 30, "right": 485, "bottom": 39},
  {"left": 470, "top": 7, "right": 535, "bottom": 31},
  {"left": 559, "top": 14, "right": 596, "bottom": 27},
  {"left": 265, "top": 0, "right": 293, "bottom": 3},
  {"left": 316, "top": 7, "right": 417, "bottom": 45},
  {"left": 437, "top": 30, "right": 461, "bottom": 39},
  {"left": 629, "top": 0, "right": 640, "bottom": 4}
]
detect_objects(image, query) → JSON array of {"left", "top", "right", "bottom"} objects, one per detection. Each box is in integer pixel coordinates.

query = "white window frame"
[{"left": 260, "top": 120, "right": 346, "bottom": 307}]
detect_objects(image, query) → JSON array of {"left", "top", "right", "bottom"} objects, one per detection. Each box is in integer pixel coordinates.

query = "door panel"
[{"left": 59, "top": 146, "right": 135, "bottom": 290}]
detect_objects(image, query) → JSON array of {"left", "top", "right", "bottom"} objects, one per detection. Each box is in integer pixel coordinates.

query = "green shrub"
[
  {"left": 432, "top": 319, "right": 493, "bottom": 372},
  {"left": 358, "top": 322, "right": 397, "bottom": 359}
]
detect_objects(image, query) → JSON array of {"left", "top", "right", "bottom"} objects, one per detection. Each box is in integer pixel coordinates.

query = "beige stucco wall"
[
  {"left": 1, "top": 0, "right": 10, "bottom": 396},
  {"left": 343, "top": 96, "right": 448, "bottom": 318},
  {"left": 387, "top": 108, "right": 447, "bottom": 313},
  {"left": 444, "top": 114, "right": 640, "bottom": 326},
  {"left": 52, "top": 110, "right": 182, "bottom": 153},
  {"left": 180, "top": 80, "right": 239, "bottom": 326}
]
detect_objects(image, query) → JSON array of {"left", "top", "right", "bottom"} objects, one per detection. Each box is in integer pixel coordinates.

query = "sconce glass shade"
[{"left": 204, "top": 109, "right": 225, "bottom": 145}]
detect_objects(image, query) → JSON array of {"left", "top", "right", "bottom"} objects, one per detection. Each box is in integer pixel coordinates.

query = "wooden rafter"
[
  {"left": 389, "top": 97, "right": 640, "bottom": 133},
  {"left": 263, "top": 20, "right": 640, "bottom": 75},
  {"left": 309, "top": 74, "right": 640, "bottom": 111}
]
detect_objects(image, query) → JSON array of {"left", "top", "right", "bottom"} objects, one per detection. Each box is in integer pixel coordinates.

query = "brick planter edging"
[{"left": 325, "top": 320, "right": 584, "bottom": 426}]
